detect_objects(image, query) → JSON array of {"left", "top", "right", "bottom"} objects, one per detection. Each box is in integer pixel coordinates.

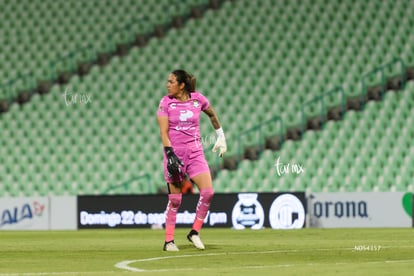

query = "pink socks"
[
  {"left": 164, "top": 188, "right": 214, "bottom": 242},
  {"left": 165, "top": 193, "right": 182, "bottom": 242},
  {"left": 192, "top": 187, "right": 214, "bottom": 232}
]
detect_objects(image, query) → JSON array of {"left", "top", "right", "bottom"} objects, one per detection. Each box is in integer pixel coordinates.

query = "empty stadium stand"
[{"left": 0, "top": 0, "right": 413, "bottom": 196}]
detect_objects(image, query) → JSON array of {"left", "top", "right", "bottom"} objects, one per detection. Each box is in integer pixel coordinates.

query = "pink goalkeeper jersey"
[{"left": 157, "top": 91, "right": 210, "bottom": 148}]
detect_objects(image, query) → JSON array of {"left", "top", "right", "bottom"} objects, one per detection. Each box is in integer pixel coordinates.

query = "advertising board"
[
  {"left": 308, "top": 192, "right": 412, "bottom": 228},
  {"left": 78, "top": 192, "right": 306, "bottom": 229},
  {"left": 0, "top": 197, "right": 49, "bottom": 230},
  {"left": 0, "top": 196, "right": 77, "bottom": 230}
]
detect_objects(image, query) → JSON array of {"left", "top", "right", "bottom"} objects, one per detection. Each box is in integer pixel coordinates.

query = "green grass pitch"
[{"left": 1, "top": 228, "right": 413, "bottom": 275}]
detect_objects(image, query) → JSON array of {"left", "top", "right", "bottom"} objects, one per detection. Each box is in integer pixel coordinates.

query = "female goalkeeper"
[{"left": 157, "top": 69, "right": 227, "bottom": 251}]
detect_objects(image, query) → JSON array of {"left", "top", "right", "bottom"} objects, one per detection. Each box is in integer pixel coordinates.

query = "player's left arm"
[
  {"left": 203, "top": 106, "right": 221, "bottom": 130},
  {"left": 203, "top": 106, "right": 227, "bottom": 157}
]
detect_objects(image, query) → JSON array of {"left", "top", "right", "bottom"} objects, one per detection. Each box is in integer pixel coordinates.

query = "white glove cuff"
[{"left": 216, "top": 127, "right": 225, "bottom": 138}]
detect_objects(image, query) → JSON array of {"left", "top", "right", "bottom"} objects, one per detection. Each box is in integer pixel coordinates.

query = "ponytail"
[
  {"left": 172, "top": 69, "right": 196, "bottom": 93},
  {"left": 189, "top": 74, "right": 196, "bottom": 92}
]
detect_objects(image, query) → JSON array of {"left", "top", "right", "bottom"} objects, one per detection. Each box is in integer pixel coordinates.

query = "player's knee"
[{"left": 168, "top": 193, "right": 182, "bottom": 208}]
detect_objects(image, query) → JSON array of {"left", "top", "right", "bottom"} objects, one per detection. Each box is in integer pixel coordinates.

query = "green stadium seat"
[{"left": 1, "top": 0, "right": 413, "bottom": 196}]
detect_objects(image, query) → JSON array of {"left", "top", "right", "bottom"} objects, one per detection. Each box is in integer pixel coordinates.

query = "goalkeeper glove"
[
  {"left": 165, "top": 147, "right": 184, "bottom": 177},
  {"left": 212, "top": 127, "right": 227, "bottom": 157}
]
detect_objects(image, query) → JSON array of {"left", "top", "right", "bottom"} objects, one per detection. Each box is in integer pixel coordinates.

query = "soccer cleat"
[
  {"left": 163, "top": 240, "right": 179, "bottom": 252},
  {"left": 187, "top": 230, "right": 205, "bottom": 250}
]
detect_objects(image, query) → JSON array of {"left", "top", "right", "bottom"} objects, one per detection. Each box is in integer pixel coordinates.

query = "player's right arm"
[
  {"left": 157, "top": 114, "right": 184, "bottom": 178},
  {"left": 157, "top": 115, "right": 171, "bottom": 147},
  {"left": 157, "top": 97, "right": 172, "bottom": 147}
]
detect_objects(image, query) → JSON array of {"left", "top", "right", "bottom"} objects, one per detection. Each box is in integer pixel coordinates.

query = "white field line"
[
  {"left": 0, "top": 272, "right": 119, "bottom": 276},
  {"left": 2, "top": 246, "right": 414, "bottom": 275},
  {"left": 114, "top": 246, "right": 414, "bottom": 273}
]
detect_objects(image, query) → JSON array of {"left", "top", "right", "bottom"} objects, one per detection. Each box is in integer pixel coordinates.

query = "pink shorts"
[{"left": 163, "top": 146, "right": 210, "bottom": 183}]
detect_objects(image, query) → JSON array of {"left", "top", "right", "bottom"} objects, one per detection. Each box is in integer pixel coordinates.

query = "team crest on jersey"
[{"left": 193, "top": 100, "right": 199, "bottom": 108}]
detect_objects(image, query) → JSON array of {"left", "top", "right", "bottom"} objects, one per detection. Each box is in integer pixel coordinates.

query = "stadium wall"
[{"left": 1, "top": 193, "right": 412, "bottom": 230}]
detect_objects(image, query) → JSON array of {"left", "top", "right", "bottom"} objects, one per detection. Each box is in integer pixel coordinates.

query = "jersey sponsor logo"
[
  {"left": 179, "top": 110, "right": 194, "bottom": 121},
  {"left": 169, "top": 102, "right": 192, "bottom": 109},
  {"left": 174, "top": 125, "right": 194, "bottom": 131}
]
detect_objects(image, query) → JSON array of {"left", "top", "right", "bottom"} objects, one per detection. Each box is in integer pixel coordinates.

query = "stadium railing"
[
  {"left": 0, "top": 0, "right": 215, "bottom": 112},
  {"left": 236, "top": 115, "right": 284, "bottom": 163},
  {"left": 360, "top": 57, "right": 406, "bottom": 103},
  {"left": 300, "top": 86, "right": 346, "bottom": 136},
  {"left": 218, "top": 57, "right": 410, "bottom": 176}
]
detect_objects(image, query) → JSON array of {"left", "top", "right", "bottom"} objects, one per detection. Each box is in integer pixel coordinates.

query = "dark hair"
[{"left": 171, "top": 69, "right": 196, "bottom": 93}]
